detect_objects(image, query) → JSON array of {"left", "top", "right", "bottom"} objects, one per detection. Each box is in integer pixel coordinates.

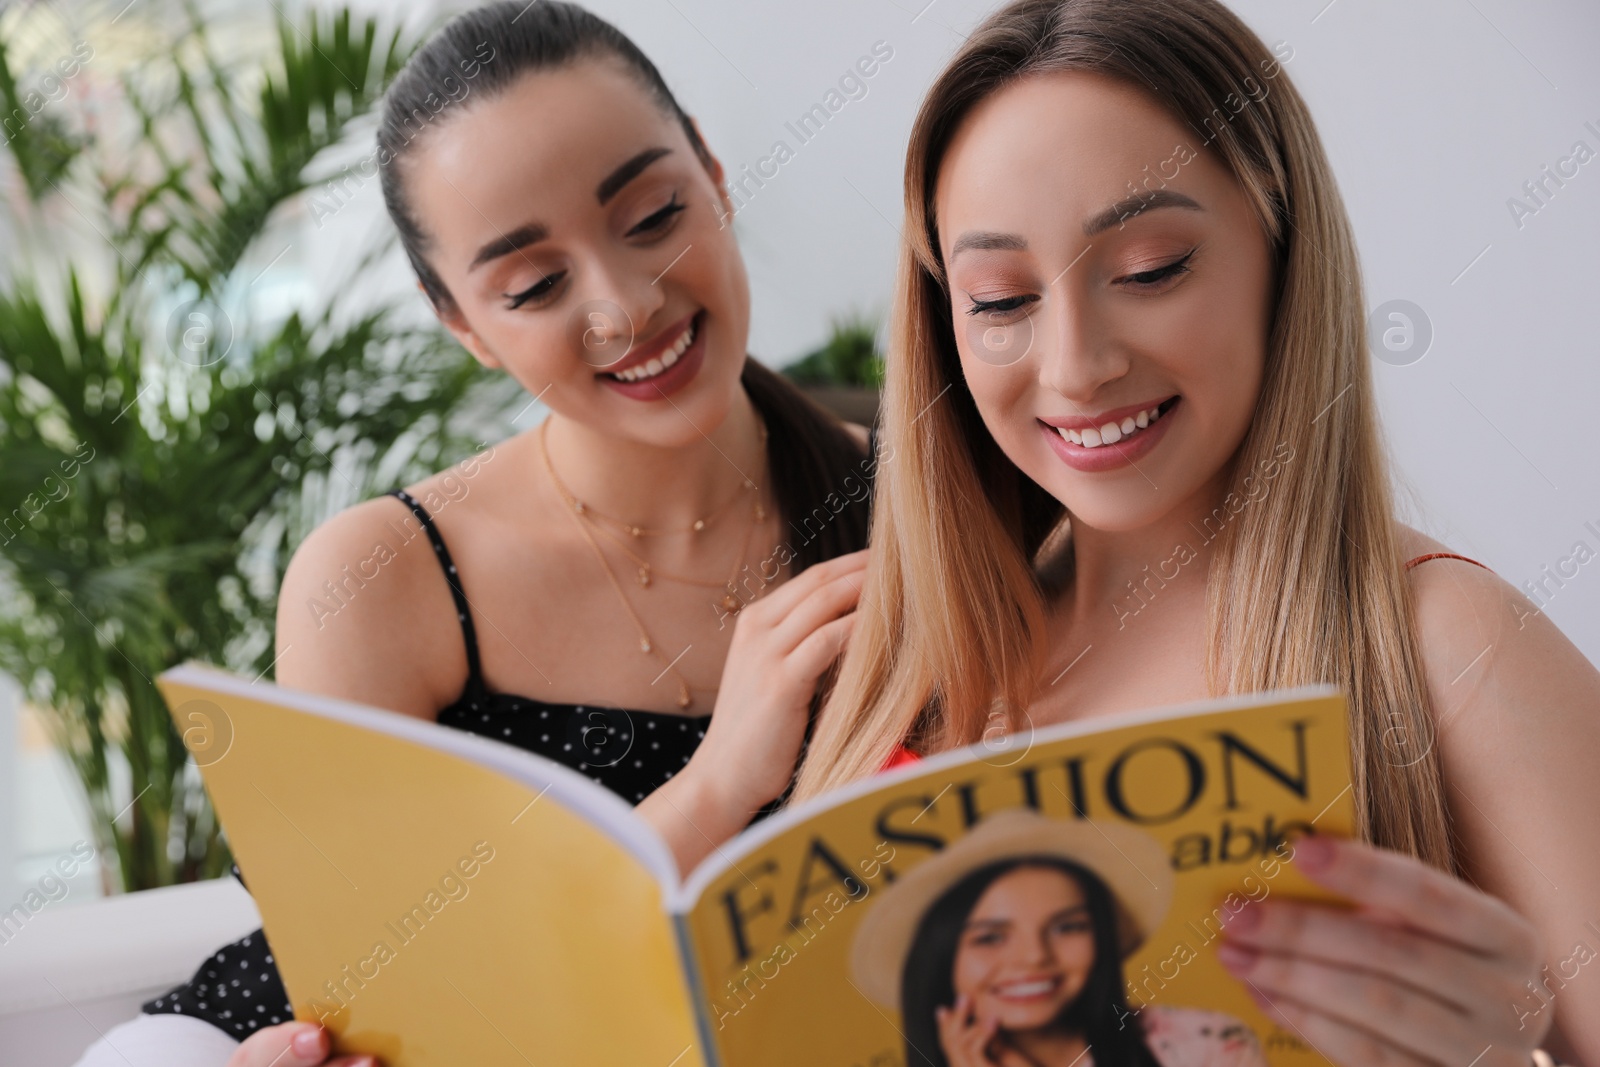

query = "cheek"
[
  {"left": 951, "top": 947, "right": 990, "bottom": 993},
  {"left": 1056, "top": 932, "right": 1096, "bottom": 973},
  {"left": 1182, "top": 313, "right": 1265, "bottom": 448},
  {"left": 679, "top": 205, "right": 749, "bottom": 332},
  {"left": 957, "top": 340, "right": 1034, "bottom": 441}
]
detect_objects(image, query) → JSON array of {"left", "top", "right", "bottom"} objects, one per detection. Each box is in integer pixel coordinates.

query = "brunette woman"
[{"left": 75, "top": 3, "right": 876, "bottom": 1064}]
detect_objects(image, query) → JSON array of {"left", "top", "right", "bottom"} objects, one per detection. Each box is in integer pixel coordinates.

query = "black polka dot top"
[{"left": 144, "top": 487, "right": 727, "bottom": 1038}]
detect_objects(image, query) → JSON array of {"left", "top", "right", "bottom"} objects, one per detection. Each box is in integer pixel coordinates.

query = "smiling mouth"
[
  {"left": 991, "top": 976, "right": 1064, "bottom": 1000},
  {"left": 1053, "top": 396, "right": 1179, "bottom": 449},
  {"left": 603, "top": 313, "right": 699, "bottom": 383}
]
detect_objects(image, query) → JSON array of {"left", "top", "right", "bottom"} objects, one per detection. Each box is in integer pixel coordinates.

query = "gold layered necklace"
[{"left": 540, "top": 417, "right": 770, "bottom": 709}]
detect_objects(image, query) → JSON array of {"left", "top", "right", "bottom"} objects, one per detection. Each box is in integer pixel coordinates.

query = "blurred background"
[{"left": 1, "top": 0, "right": 1595, "bottom": 923}]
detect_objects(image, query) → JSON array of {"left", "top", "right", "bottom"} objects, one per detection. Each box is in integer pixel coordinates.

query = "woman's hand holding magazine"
[
  {"left": 1218, "top": 835, "right": 1548, "bottom": 1066},
  {"left": 224, "top": 1022, "right": 373, "bottom": 1067}
]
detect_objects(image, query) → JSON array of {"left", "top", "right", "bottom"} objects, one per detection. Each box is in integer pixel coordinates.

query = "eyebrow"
[
  {"left": 964, "top": 905, "right": 1089, "bottom": 931},
  {"left": 469, "top": 221, "right": 550, "bottom": 272},
  {"left": 949, "top": 231, "right": 1028, "bottom": 260},
  {"left": 467, "top": 146, "right": 675, "bottom": 272},
  {"left": 1083, "top": 188, "right": 1203, "bottom": 236},
  {"left": 597, "top": 146, "right": 673, "bottom": 205},
  {"left": 947, "top": 189, "right": 1205, "bottom": 262}
]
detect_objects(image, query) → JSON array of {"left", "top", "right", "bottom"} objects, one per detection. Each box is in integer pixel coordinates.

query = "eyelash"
[
  {"left": 628, "top": 194, "right": 686, "bottom": 237},
  {"left": 506, "top": 271, "right": 564, "bottom": 310},
  {"left": 503, "top": 195, "right": 688, "bottom": 310},
  {"left": 963, "top": 248, "right": 1197, "bottom": 317},
  {"left": 1124, "top": 248, "right": 1196, "bottom": 288}
]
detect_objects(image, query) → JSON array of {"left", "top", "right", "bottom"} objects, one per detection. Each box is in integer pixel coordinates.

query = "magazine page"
[
  {"left": 677, "top": 688, "right": 1354, "bottom": 1067},
  {"left": 159, "top": 663, "right": 706, "bottom": 1067}
]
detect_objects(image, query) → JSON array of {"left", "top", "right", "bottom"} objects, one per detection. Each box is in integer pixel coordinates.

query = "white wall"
[{"left": 310, "top": 0, "right": 1593, "bottom": 668}]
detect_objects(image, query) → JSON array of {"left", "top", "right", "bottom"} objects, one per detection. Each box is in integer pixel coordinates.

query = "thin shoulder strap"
[
  {"left": 387, "top": 489, "right": 487, "bottom": 699},
  {"left": 1404, "top": 552, "right": 1490, "bottom": 572}
]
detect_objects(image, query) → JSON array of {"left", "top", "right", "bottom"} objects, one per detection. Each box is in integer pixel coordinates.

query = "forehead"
[
  {"left": 406, "top": 59, "right": 685, "bottom": 248},
  {"left": 971, "top": 865, "right": 1087, "bottom": 915},
  {"left": 934, "top": 71, "right": 1197, "bottom": 230}
]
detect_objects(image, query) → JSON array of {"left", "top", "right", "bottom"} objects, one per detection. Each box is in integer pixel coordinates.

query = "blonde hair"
[{"left": 793, "top": 0, "right": 1455, "bottom": 870}]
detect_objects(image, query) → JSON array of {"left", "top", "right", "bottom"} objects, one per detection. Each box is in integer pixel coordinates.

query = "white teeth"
[
  {"left": 610, "top": 321, "right": 695, "bottom": 382},
  {"left": 997, "top": 980, "right": 1055, "bottom": 996},
  {"left": 1056, "top": 402, "right": 1170, "bottom": 449}
]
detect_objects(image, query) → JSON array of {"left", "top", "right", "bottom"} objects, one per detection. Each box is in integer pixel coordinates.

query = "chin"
[
  {"left": 1034, "top": 474, "right": 1175, "bottom": 534},
  {"left": 988, "top": 1000, "right": 1069, "bottom": 1031}
]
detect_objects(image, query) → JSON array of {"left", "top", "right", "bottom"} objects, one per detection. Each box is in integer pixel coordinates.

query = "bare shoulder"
[
  {"left": 1397, "top": 521, "right": 1599, "bottom": 755},
  {"left": 274, "top": 458, "right": 496, "bottom": 718},
  {"left": 1396, "top": 524, "right": 1519, "bottom": 647},
  {"left": 1397, "top": 523, "right": 1527, "bottom": 687},
  {"left": 843, "top": 421, "right": 871, "bottom": 449}
]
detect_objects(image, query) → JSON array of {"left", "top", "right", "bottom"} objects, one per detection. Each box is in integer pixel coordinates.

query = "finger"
[
  {"left": 1289, "top": 835, "right": 1538, "bottom": 963},
  {"left": 1219, "top": 941, "right": 1479, "bottom": 1065},
  {"left": 1219, "top": 898, "right": 1514, "bottom": 1015},
  {"left": 1242, "top": 983, "right": 1449, "bottom": 1067},
  {"left": 743, "top": 549, "right": 869, "bottom": 620},
  {"left": 230, "top": 1023, "right": 377, "bottom": 1067},
  {"left": 770, "top": 570, "right": 865, "bottom": 653},
  {"left": 786, "top": 612, "right": 857, "bottom": 683},
  {"left": 936, "top": 999, "right": 975, "bottom": 1056}
]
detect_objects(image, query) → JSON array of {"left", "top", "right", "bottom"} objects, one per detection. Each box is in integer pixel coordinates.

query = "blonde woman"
[{"left": 788, "top": 1, "right": 1600, "bottom": 1063}]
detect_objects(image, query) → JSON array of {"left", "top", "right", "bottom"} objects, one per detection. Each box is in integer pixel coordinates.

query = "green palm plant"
[
  {"left": 782, "top": 311, "right": 885, "bottom": 389},
  {"left": 0, "top": 6, "right": 515, "bottom": 892}
]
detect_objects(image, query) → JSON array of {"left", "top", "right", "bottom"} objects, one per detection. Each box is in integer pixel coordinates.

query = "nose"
[
  {"left": 1025, "top": 927, "right": 1058, "bottom": 967},
  {"left": 573, "top": 251, "right": 669, "bottom": 366},
  {"left": 1036, "top": 286, "right": 1129, "bottom": 404}
]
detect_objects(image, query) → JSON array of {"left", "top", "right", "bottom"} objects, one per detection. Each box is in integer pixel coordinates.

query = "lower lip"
[
  {"left": 598, "top": 312, "right": 707, "bottom": 401},
  {"left": 1040, "top": 398, "right": 1179, "bottom": 473}
]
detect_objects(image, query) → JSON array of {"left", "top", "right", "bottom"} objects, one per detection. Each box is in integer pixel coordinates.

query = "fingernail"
[
  {"left": 291, "top": 1028, "right": 324, "bottom": 1057},
  {"left": 1216, "top": 941, "right": 1259, "bottom": 972},
  {"left": 1292, "top": 833, "right": 1335, "bottom": 872},
  {"left": 1221, "top": 903, "right": 1262, "bottom": 932}
]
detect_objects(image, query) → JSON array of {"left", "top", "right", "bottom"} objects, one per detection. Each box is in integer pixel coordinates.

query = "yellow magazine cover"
[{"left": 159, "top": 663, "right": 1353, "bottom": 1067}]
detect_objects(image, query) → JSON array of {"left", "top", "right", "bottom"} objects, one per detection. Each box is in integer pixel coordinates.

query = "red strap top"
[
  {"left": 1403, "top": 552, "right": 1489, "bottom": 572},
  {"left": 875, "top": 551, "right": 1491, "bottom": 774}
]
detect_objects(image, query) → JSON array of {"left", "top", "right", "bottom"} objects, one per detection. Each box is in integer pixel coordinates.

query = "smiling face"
[
  {"left": 934, "top": 71, "right": 1276, "bottom": 532},
  {"left": 951, "top": 865, "right": 1097, "bottom": 1031},
  {"left": 406, "top": 58, "right": 750, "bottom": 446}
]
